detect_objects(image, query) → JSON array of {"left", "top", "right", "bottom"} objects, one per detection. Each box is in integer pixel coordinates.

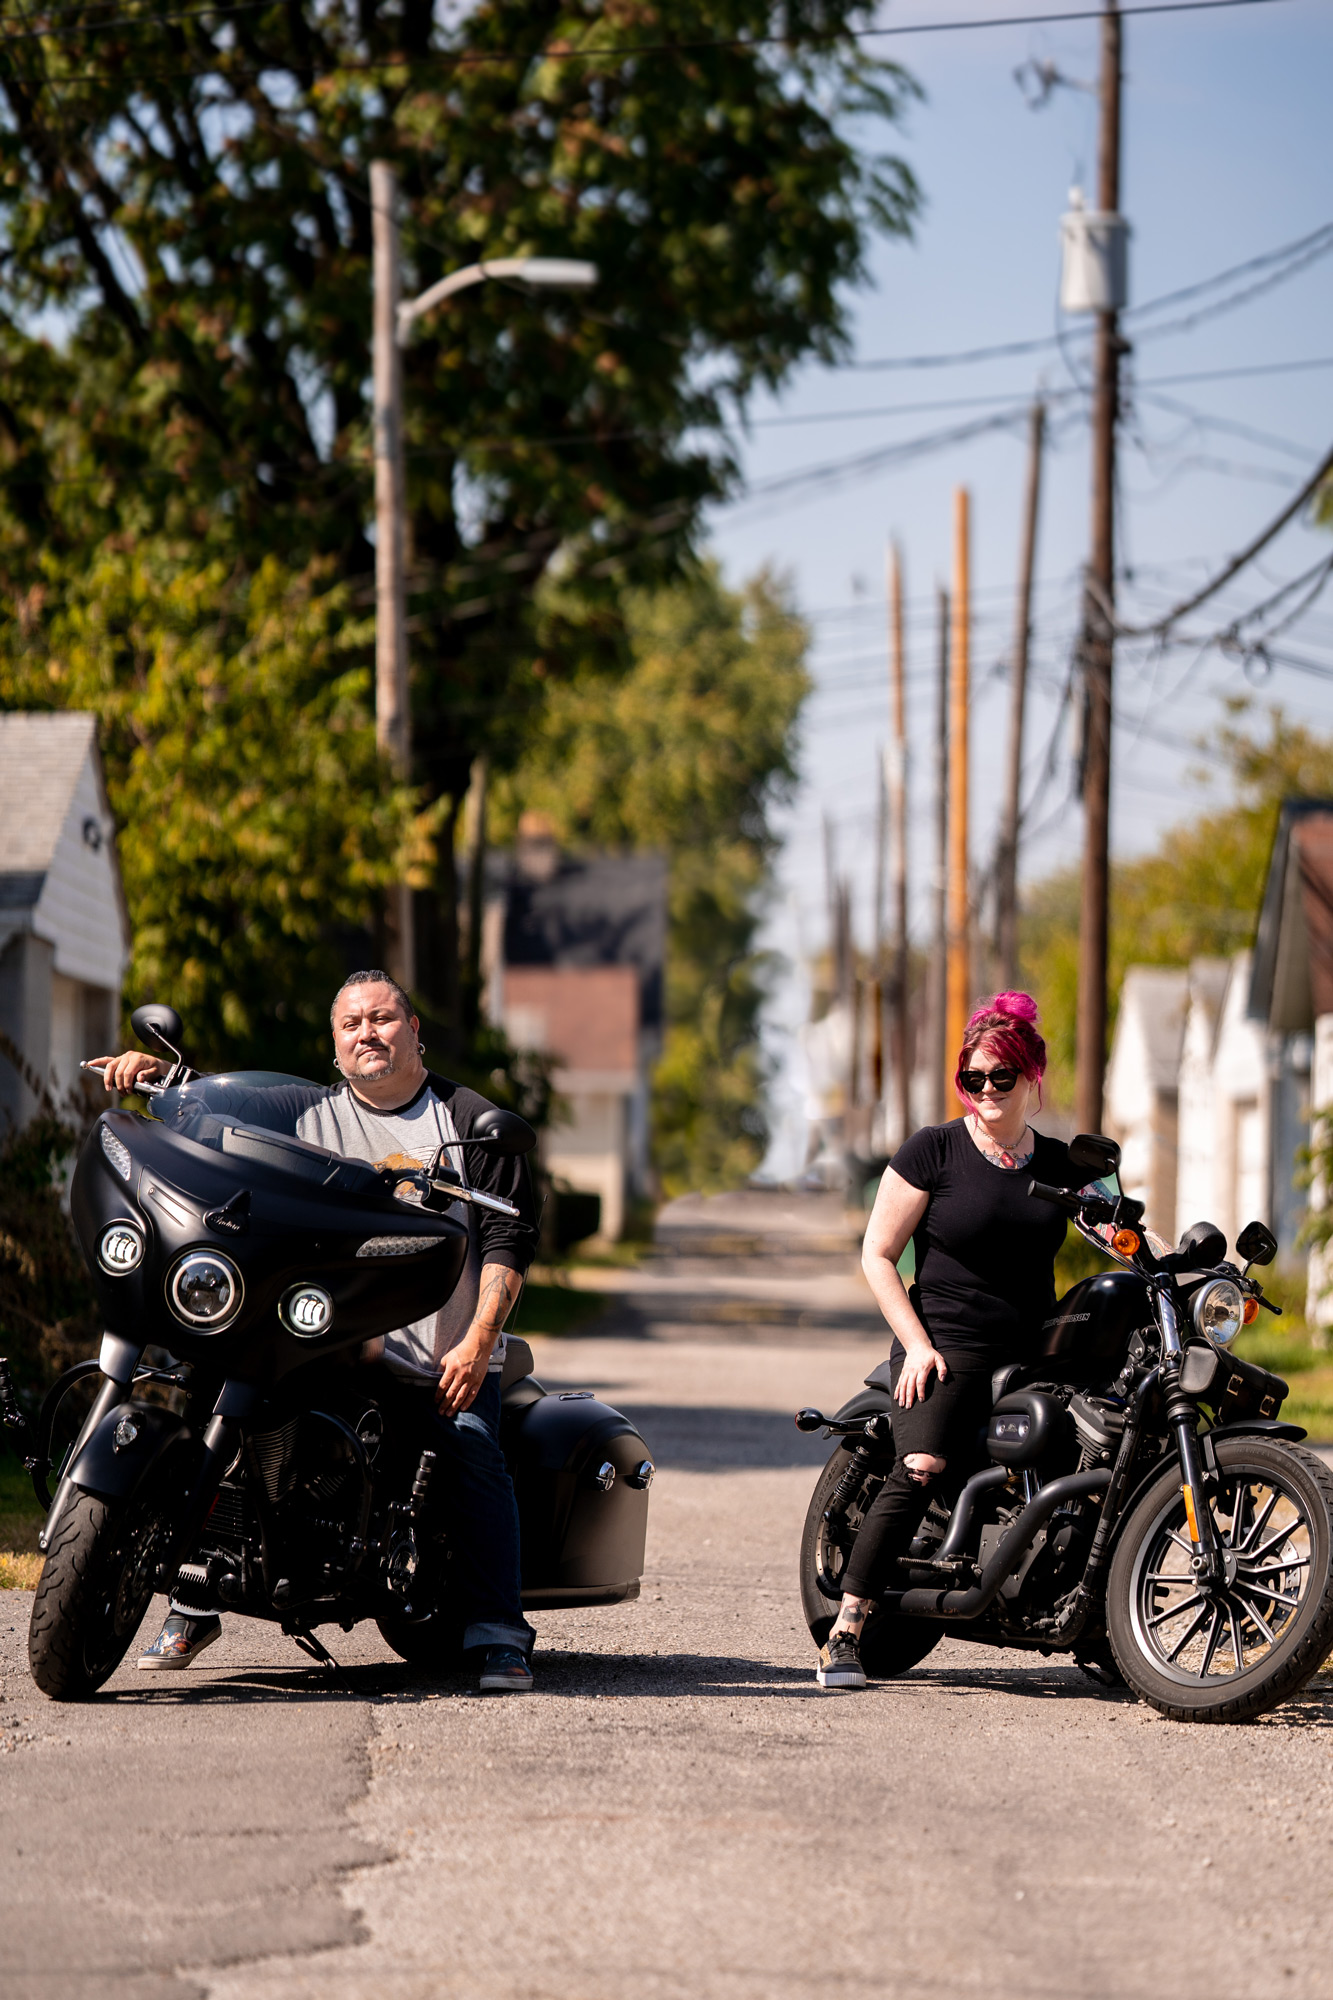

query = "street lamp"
[{"left": 369, "top": 160, "right": 597, "bottom": 988}]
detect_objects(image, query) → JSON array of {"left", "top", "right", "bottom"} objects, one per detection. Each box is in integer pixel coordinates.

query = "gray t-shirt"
[{"left": 296, "top": 1086, "right": 493, "bottom": 1382}]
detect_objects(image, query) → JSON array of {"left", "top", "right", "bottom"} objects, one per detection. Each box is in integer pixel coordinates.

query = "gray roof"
[
  {"left": 495, "top": 850, "right": 668, "bottom": 1032},
  {"left": 1119, "top": 965, "right": 1188, "bottom": 1088},
  {"left": 0, "top": 711, "right": 100, "bottom": 907}
]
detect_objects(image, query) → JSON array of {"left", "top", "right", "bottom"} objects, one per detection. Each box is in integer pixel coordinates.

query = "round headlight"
[
  {"left": 98, "top": 1221, "right": 145, "bottom": 1275},
  {"left": 169, "top": 1250, "right": 243, "bottom": 1329},
  {"left": 280, "top": 1284, "right": 334, "bottom": 1337},
  {"left": 1192, "top": 1277, "right": 1244, "bottom": 1349}
]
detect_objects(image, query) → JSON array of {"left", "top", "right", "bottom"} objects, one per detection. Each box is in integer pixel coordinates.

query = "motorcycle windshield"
[{"left": 154, "top": 1070, "right": 331, "bottom": 1140}]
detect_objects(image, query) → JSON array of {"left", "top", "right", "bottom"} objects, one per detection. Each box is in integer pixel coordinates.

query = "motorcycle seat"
[
  {"left": 500, "top": 1336, "right": 535, "bottom": 1392},
  {"left": 990, "top": 1362, "right": 1028, "bottom": 1405}
]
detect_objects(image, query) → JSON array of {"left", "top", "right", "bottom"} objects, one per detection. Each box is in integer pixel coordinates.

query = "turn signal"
[
  {"left": 1243, "top": 1296, "right": 1260, "bottom": 1326},
  {"left": 1111, "top": 1228, "right": 1141, "bottom": 1258}
]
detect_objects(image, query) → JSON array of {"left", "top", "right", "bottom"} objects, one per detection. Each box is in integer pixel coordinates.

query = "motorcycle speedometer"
[
  {"left": 1192, "top": 1277, "right": 1244, "bottom": 1349},
  {"left": 168, "top": 1249, "right": 244, "bottom": 1329}
]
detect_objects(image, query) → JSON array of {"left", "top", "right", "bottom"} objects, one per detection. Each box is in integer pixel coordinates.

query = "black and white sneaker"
[{"left": 816, "top": 1630, "right": 867, "bottom": 1690}]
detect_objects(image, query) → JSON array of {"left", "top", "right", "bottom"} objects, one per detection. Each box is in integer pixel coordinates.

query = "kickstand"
[{"left": 283, "top": 1619, "right": 349, "bottom": 1687}]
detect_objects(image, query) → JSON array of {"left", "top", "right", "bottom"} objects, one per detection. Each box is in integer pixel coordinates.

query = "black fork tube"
[{"left": 155, "top": 1380, "right": 261, "bottom": 1595}]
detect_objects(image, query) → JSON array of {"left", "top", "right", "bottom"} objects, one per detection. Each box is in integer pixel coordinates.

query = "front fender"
[
  {"left": 1208, "top": 1417, "right": 1308, "bottom": 1444},
  {"left": 65, "top": 1399, "right": 195, "bottom": 1503}
]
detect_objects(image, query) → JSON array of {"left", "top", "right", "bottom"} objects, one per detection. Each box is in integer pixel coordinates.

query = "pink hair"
[{"left": 954, "top": 991, "right": 1047, "bottom": 1110}]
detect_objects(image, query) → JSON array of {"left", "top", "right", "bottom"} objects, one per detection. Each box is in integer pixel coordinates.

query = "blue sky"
[{"left": 700, "top": 0, "right": 1333, "bottom": 1169}]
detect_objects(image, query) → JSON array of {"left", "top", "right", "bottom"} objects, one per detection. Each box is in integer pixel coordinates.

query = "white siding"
[{"left": 31, "top": 749, "right": 131, "bottom": 990}]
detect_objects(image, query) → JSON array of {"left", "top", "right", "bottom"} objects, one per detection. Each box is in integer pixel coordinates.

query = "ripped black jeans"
[{"left": 839, "top": 1352, "right": 998, "bottom": 1601}]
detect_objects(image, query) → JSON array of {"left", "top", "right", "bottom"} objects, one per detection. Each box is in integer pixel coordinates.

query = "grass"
[
  {"left": 510, "top": 1281, "right": 610, "bottom": 1341},
  {"left": 0, "top": 1454, "right": 45, "bottom": 1588}
]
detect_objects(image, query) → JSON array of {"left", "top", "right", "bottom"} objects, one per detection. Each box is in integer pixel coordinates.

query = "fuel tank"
[{"left": 1036, "top": 1269, "right": 1154, "bottom": 1383}]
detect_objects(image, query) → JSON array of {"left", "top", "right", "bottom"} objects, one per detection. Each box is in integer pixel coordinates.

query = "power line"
[
  {"left": 847, "top": 221, "right": 1333, "bottom": 372},
  {"left": 0, "top": 1, "right": 267, "bottom": 43},
  {"left": 1106, "top": 439, "right": 1333, "bottom": 638},
  {"left": 0, "top": 0, "right": 1294, "bottom": 87}
]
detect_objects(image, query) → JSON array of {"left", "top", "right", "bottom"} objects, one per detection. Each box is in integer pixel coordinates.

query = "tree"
[
  {"left": 0, "top": 547, "right": 418, "bottom": 1075},
  {"left": 0, "top": 1, "right": 919, "bottom": 1043},
  {"left": 490, "top": 563, "right": 809, "bottom": 1192},
  {"left": 1021, "top": 703, "right": 1333, "bottom": 1105}
]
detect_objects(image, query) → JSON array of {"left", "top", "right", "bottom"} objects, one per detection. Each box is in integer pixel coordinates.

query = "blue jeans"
[{"left": 396, "top": 1370, "right": 534, "bottom": 1655}]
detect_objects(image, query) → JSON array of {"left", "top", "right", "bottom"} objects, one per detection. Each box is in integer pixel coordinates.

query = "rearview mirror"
[
  {"left": 1067, "top": 1132, "right": 1121, "bottom": 1182},
  {"left": 130, "top": 1003, "right": 184, "bottom": 1058},
  {"left": 471, "top": 1107, "right": 537, "bottom": 1156},
  {"left": 1236, "top": 1219, "right": 1278, "bottom": 1268}
]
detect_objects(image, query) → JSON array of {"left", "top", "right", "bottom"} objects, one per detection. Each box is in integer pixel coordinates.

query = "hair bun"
[{"left": 991, "top": 989, "right": 1040, "bottom": 1024}]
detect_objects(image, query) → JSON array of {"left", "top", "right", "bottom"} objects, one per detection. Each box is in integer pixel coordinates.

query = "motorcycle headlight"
[
  {"left": 169, "top": 1250, "right": 243, "bottom": 1329},
  {"left": 1192, "top": 1277, "right": 1244, "bottom": 1349}
]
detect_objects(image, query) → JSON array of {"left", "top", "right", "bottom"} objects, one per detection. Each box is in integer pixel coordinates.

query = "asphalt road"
[{"left": 3, "top": 1331, "right": 1332, "bottom": 2000}]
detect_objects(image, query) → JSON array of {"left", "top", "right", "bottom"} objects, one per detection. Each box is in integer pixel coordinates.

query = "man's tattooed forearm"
[{"left": 474, "top": 1265, "right": 521, "bottom": 1333}]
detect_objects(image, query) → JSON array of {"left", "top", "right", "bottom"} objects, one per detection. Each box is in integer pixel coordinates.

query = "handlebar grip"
[{"left": 1028, "top": 1178, "right": 1078, "bottom": 1213}]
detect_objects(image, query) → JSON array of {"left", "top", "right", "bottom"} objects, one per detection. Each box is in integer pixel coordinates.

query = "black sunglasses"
[{"left": 958, "top": 1066, "right": 1020, "bottom": 1095}]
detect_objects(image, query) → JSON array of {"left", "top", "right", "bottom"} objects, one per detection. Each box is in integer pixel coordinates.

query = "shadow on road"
[{"left": 615, "top": 1403, "right": 834, "bottom": 1471}]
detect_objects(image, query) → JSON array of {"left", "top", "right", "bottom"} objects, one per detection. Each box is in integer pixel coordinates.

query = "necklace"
[{"left": 968, "top": 1115, "right": 1034, "bottom": 1171}]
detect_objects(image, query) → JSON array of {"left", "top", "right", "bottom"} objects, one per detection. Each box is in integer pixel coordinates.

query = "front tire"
[
  {"left": 800, "top": 1444, "right": 942, "bottom": 1679},
  {"left": 1106, "top": 1436, "right": 1333, "bottom": 1723},
  {"left": 29, "top": 1484, "right": 173, "bottom": 1701}
]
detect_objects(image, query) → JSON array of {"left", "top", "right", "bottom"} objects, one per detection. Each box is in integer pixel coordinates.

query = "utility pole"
[
  {"left": 886, "top": 542, "right": 911, "bottom": 1145},
  {"left": 1075, "top": 0, "right": 1123, "bottom": 1133},
  {"left": 371, "top": 158, "right": 414, "bottom": 989},
  {"left": 995, "top": 397, "right": 1046, "bottom": 986},
  {"left": 871, "top": 750, "right": 886, "bottom": 1111},
  {"left": 930, "top": 586, "right": 950, "bottom": 1123},
  {"left": 946, "top": 490, "right": 971, "bottom": 1106}
]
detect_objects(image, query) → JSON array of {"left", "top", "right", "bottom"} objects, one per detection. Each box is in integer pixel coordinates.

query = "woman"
[{"left": 817, "top": 990, "right": 1078, "bottom": 1691}]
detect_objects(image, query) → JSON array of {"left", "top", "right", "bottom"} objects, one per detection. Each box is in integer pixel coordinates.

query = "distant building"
[
  {"left": 485, "top": 816, "right": 667, "bottom": 1240},
  {"left": 0, "top": 713, "right": 132, "bottom": 1129},
  {"left": 1107, "top": 954, "right": 1273, "bottom": 1253},
  {"left": 1248, "top": 799, "right": 1333, "bottom": 1324},
  {"left": 1103, "top": 965, "right": 1188, "bottom": 1235}
]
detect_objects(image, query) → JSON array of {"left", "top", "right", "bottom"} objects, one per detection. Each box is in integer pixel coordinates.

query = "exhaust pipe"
[{"left": 881, "top": 1468, "right": 1111, "bottom": 1621}]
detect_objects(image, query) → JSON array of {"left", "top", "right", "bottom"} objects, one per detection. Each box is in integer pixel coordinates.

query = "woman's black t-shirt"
[{"left": 889, "top": 1119, "right": 1078, "bottom": 1362}]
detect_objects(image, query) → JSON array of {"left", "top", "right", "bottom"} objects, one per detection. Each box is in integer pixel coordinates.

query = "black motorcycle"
[
  {"left": 0, "top": 1006, "right": 653, "bottom": 1701},
  {"left": 798, "top": 1132, "right": 1333, "bottom": 1724}
]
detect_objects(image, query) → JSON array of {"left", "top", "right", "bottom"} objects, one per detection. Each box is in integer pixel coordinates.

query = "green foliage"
[
  {"left": 0, "top": 548, "right": 418, "bottom": 1075},
  {"left": 1022, "top": 704, "right": 1333, "bottom": 1107},
  {"left": 492, "top": 564, "right": 810, "bottom": 1194},
  {"left": 0, "top": 0, "right": 918, "bottom": 818},
  {"left": 0, "top": 1112, "right": 97, "bottom": 1403}
]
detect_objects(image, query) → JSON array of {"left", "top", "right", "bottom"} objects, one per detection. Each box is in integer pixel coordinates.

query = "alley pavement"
[{"left": 2, "top": 1196, "right": 1332, "bottom": 1999}]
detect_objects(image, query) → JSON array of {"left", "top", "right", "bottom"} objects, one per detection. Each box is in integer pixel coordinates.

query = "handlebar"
[{"left": 1028, "top": 1178, "right": 1079, "bottom": 1214}]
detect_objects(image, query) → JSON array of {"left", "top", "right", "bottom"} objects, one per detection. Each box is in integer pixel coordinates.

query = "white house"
[
  {"left": 0, "top": 713, "right": 132, "bottom": 1128},
  {"left": 1247, "top": 799, "right": 1333, "bottom": 1325},
  {"left": 1175, "top": 952, "right": 1269, "bottom": 1250},
  {"left": 1104, "top": 965, "right": 1188, "bottom": 1235}
]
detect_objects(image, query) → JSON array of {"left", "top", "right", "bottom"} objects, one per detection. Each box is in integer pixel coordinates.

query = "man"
[{"left": 96, "top": 971, "right": 540, "bottom": 1693}]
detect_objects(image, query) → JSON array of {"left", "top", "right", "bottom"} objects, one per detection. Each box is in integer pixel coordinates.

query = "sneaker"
[
  {"left": 816, "top": 1629, "right": 867, "bottom": 1690},
  {"left": 137, "top": 1612, "right": 222, "bottom": 1671},
  {"left": 478, "top": 1646, "right": 534, "bottom": 1694}
]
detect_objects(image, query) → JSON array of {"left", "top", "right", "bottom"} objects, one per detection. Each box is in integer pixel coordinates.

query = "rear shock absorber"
[
  {"left": 825, "top": 1413, "right": 892, "bottom": 1520},
  {"left": 408, "top": 1448, "right": 437, "bottom": 1523}
]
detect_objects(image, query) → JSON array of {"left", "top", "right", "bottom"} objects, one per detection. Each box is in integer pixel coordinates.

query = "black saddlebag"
[
  {"left": 501, "top": 1386, "right": 652, "bottom": 1610},
  {"left": 1178, "top": 1341, "right": 1289, "bottom": 1423}
]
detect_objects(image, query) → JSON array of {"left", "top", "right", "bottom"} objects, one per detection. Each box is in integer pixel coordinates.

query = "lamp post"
[{"left": 369, "top": 159, "right": 597, "bottom": 989}]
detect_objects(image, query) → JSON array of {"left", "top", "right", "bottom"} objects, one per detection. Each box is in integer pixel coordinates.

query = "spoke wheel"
[
  {"left": 799, "top": 1441, "right": 943, "bottom": 1679},
  {"left": 1107, "top": 1437, "right": 1333, "bottom": 1724}
]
